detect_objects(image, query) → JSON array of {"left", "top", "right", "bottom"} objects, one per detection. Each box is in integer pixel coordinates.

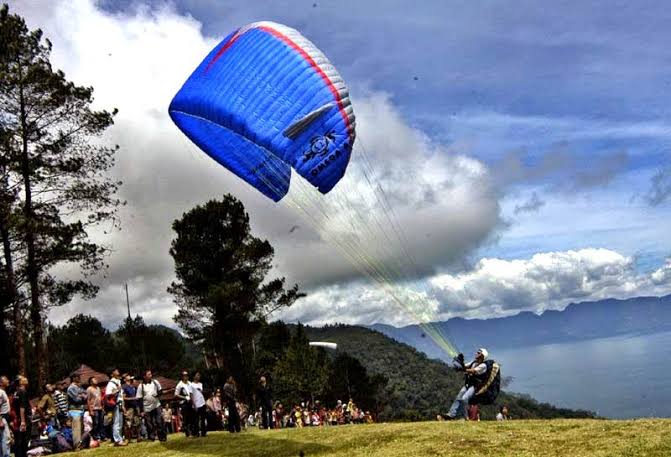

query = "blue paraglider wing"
[{"left": 169, "top": 22, "right": 356, "bottom": 201}]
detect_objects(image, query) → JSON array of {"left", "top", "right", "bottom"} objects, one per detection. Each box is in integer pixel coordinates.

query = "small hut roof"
[{"left": 59, "top": 364, "right": 109, "bottom": 386}]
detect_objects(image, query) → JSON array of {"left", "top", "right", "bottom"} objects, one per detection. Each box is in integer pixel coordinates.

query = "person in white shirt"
[
  {"left": 190, "top": 372, "right": 207, "bottom": 437},
  {"left": 445, "top": 348, "right": 489, "bottom": 420},
  {"left": 496, "top": 405, "right": 510, "bottom": 421},
  {"left": 0, "top": 376, "right": 11, "bottom": 457},
  {"left": 105, "top": 368, "right": 126, "bottom": 446},
  {"left": 174, "top": 370, "right": 193, "bottom": 437},
  {"left": 138, "top": 370, "right": 166, "bottom": 442}
]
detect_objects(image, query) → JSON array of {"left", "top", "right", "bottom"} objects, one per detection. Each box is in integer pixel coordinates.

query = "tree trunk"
[
  {"left": 19, "top": 78, "right": 46, "bottom": 387},
  {"left": 1, "top": 219, "right": 24, "bottom": 374},
  {"left": 0, "top": 155, "right": 24, "bottom": 374}
]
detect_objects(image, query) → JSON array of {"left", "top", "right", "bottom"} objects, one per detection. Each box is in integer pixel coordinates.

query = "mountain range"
[{"left": 370, "top": 294, "right": 671, "bottom": 361}]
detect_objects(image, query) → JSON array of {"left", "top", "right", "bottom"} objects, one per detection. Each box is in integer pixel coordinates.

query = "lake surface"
[{"left": 493, "top": 330, "right": 671, "bottom": 418}]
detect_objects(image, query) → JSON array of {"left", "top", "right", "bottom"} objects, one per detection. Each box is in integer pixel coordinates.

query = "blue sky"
[
  {"left": 15, "top": 0, "right": 671, "bottom": 328},
  {"left": 96, "top": 0, "right": 671, "bottom": 267}
]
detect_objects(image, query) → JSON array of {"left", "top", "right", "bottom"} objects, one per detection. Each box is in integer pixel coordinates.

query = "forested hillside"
[{"left": 306, "top": 324, "right": 596, "bottom": 420}]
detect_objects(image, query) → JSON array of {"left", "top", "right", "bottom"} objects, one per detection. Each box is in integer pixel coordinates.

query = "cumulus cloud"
[
  {"left": 16, "top": 0, "right": 669, "bottom": 331},
  {"left": 277, "top": 249, "right": 671, "bottom": 327},
  {"left": 15, "top": 0, "right": 501, "bottom": 328},
  {"left": 429, "top": 249, "right": 671, "bottom": 319}
]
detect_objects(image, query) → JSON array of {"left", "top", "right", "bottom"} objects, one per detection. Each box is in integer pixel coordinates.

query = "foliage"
[
  {"left": 0, "top": 3, "right": 122, "bottom": 384},
  {"left": 305, "top": 324, "right": 596, "bottom": 420},
  {"left": 323, "top": 352, "right": 388, "bottom": 414},
  {"left": 254, "top": 320, "right": 292, "bottom": 373},
  {"left": 168, "top": 195, "right": 304, "bottom": 396},
  {"left": 114, "top": 315, "right": 189, "bottom": 377},
  {"left": 272, "top": 323, "right": 330, "bottom": 406},
  {"left": 45, "top": 314, "right": 196, "bottom": 382},
  {"left": 47, "top": 314, "right": 114, "bottom": 378},
  {"left": 42, "top": 313, "right": 594, "bottom": 422}
]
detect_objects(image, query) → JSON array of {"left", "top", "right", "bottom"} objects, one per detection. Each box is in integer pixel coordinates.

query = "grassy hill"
[
  {"left": 83, "top": 420, "right": 671, "bottom": 457},
  {"left": 304, "top": 324, "right": 594, "bottom": 420}
]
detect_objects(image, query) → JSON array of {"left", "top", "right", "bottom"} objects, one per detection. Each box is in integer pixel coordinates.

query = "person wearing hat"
[
  {"left": 444, "top": 348, "right": 489, "bottom": 420},
  {"left": 122, "top": 374, "right": 142, "bottom": 442}
]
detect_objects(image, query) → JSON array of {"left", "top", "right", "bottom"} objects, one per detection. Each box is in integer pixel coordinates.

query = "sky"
[{"left": 11, "top": 0, "right": 671, "bottom": 330}]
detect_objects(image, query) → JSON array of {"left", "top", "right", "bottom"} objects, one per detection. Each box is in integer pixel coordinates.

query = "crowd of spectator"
[
  {"left": 0, "top": 371, "right": 373, "bottom": 456},
  {"left": 249, "top": 398, "right": 374, "bottom": 429}
]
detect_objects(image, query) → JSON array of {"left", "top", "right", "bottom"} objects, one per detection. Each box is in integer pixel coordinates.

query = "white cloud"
[
  {"left": 429, "top": 249, "right": 671, "bottom": 319},
  {"left": 16, "top": 1, "right": 669, "bottom": 332},
  {"left": 14, "top": 0, "right": 502, "bottom": 327},
  {"left": 278, "top": 249, "right": 671, "bottom": 327}
]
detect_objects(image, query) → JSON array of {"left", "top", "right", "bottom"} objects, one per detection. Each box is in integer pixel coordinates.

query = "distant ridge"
[{"left": 370, "top": 294, "right": 671, "bottom": 361}]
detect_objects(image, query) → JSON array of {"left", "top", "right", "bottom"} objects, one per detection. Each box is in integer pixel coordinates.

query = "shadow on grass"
[{"left": 159, "top": 431, "right": 336, "bottom": 457}]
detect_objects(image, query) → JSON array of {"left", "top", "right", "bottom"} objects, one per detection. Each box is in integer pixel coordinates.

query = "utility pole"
[{"left": 125, "top": 283, "right": 131, "bottom": 319}]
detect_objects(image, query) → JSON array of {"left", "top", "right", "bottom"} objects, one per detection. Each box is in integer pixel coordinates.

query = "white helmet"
[{"left": 478, "top": 348, "right": 488, "bottom": 360}]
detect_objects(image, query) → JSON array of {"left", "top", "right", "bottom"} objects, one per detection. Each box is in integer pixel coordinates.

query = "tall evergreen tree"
[
  {"left": 0, "top": 4, "right": 122, "bottom": 385},
  {"left": 47, "top": 314, "right": 114, "bottom": 380},
  {"left": 169, "top": 195, "right": 304, "bottom": 392},
  {"left": 273, "top": 323, "right": 330, "bottom": 406},
  {"left": 325, "top": 353, "right": 387, "bottom": 413}
]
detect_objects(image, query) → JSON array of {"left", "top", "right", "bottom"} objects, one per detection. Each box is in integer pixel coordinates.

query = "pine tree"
[
  {"left": 169, "top": 195, "right": 304, "bottom": 390},
  {"left": 0, "top": 4, "right": 122, "bottom": 385},
  {"left": 273, "top": 323, "right": 330, "bottom": 406}
]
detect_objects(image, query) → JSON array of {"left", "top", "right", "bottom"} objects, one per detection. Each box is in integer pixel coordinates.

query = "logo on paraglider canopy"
[
  {"left": 302, "top": 131, "right": 350, "bottom": 177},
  {"left": 302, "top": 131, "right": 337, "bottom": 162}
]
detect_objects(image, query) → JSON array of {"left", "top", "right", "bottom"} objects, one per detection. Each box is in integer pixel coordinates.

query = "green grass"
[{"left": 82, "top": 420, "right": 671, "bottom": 457}]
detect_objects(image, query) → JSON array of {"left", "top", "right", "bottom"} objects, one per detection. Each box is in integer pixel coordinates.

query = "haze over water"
[{"left": 495, "top": 330, "right": 671, "bottom": 418}]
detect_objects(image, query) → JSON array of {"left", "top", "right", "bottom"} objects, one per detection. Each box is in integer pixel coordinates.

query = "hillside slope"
[
  {"left": 304, "top": 324, "right": 594, "bottom": 420},
  {"left": 88, "top": 420, "right": 671, "bottom": 457}
]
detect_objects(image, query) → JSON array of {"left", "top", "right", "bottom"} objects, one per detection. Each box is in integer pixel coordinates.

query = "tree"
[
  {"left": 325, "top": 353, "right": 387, "bottom": 414},
  {"left": 114, "top": 315, "right": 188, "bottom": 376},
  {"left": 272, "top": 323, "right": 330, "bottom": 406},
  {"left": 0, "top": 4, "right": 122, "bottom": 386},
  {"left": 0, "top": 7, "right": 25, "bottom": 376},
  {"left": 254, "top": 320, "right": 292, "bottom": 375},
  {"left": 169, "top": 195, "right": 304, "bottom": 392},
  {"left": 47, "top": 314, "right": 114, "bottom": 381}
]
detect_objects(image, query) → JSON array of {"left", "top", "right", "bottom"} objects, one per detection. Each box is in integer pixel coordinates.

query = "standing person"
[
  {"left": 205, "top": 392, "right": 219, "bottom": 431},
  {"left": 256, "top": 376, "right": 273, "bottom": 430},
  {"left": 0, "top": 376, "right": 11, "bottom": 457},
  {"left": 346, "top": 398, "right": 355, "bottom": 423},
  {"left": 211, "top": 389, "right": 223, "bottom": 430},
  {"left": 138, "top": 370, "right": 165, "bottom": 442},
  {"left": 174, "top": 370, "right": 193, "bottom": 437},
  {"left": 190, "top": 372, "right": 207, "bottom": 437},
  {"left": 223, "top": 377, "right": 241, "bottom": 433},
  {"left": 37, "top": 384, "right": 57, "bottom": 428},
  {"left": 161, "top": 403, "right": 173, "bottom": 435},
  {"left": 105, "top": 368, "right": 127, "bottom": 447},
  {"left": 67, "top": 374, "right": 87, "bottom": 447},
  {"left": 86, "top": 377, "right": 104, "bottom": 441},
  {"left": 53, "top": 381, "right": 69, "bottom": 428},
  {"left": 121, "top": 374, "right": 141, "bottom": 442},
  {"left": 12, "top": 376, "right": 31, "bottom": 457}
]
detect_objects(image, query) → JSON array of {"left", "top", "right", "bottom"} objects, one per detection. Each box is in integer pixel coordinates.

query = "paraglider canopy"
[
  {"left": 309, "top": 341, "right": 338, "bottom": 350},
  {"left": 169, "top": 21, "right": 356, "bottom": 202}
]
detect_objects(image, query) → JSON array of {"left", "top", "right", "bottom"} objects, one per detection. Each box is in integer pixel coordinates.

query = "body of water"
[{"left": 493, "top": 330, "right": 671, "bottom": 418}]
